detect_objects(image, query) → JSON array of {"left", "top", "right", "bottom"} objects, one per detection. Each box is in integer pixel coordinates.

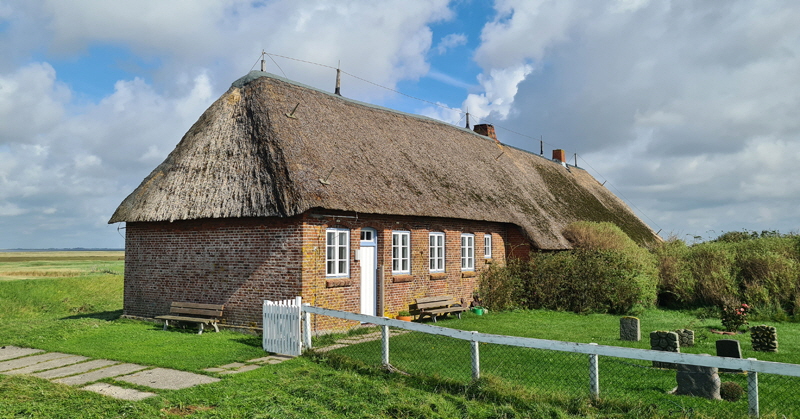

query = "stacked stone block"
[
  {"left": 650, "top": 331, "right": 680, "bottom": 369},
  {"left": 751, "top": 325, "right": 778, "bottom": 352},
  {"left": 674, "top": 329, "right": 694, "bottom": 347}
]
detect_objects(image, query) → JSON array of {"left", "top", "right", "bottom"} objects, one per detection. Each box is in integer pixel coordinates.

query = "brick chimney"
[
  {"left": 473, "top": 124, "right": 499, "bottom": 143},
  {"left": 552, "top": 149, "right": 566, "bottom": 163}
]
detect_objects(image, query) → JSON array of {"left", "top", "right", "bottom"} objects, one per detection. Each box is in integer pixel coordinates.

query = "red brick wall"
[
  {"left": 298, "top": 212, "right": 513, "bottom": 331},
  {"left": 124, "top": 217, "right": 304, "bottom": 328},
  {"left": 123, "top": 212, "right": 529, "bottom": 332}
]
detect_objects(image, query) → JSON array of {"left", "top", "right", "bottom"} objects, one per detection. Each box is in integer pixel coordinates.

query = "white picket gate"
[{"left": 262, "top": 297, "right": 302, "bottom": 356}]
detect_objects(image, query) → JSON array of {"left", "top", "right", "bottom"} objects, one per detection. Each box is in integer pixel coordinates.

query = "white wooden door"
[
  {"left": 360, "top": 246, "right": 376, "bottom": 316},
  {"left": 360, "top": 228, "right": 377, "bottom": 316}
]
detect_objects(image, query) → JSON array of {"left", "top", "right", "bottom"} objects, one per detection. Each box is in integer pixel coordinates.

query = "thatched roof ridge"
[{"left": 110, "top": 71, "right": 658, "bottom": 249}]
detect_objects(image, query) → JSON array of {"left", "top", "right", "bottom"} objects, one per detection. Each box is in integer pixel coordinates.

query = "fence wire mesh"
[{"left": 306, "top": 312, "right": 799, "bottom": 418}]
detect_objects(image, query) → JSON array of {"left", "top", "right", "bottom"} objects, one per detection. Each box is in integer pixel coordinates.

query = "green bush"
[
  {"left": 478, "top": 258, "right": 529, "bottom": 311},
  {"left": 651, "top": 232, "right": 800, "bottom": 319},
  {"left": 651, "top": 237, "right": 692, "bottom": 308},
  {"left": 479, "top": 222, "right": 658, "bottom": 314},
  {"left": 686, "top": 243, "right": 738, "bottom": 306},
  {"left": 719, "top": 381, "right": 744, "bottom": 402},
  {"left": 482, "top": 225, "right": 800, "bottom": 318},
  {"left": 720, "top": 302, "right": 749, "bottom": 332},
  {"left": 526, "top": 249, "right": 656, "bottom": 314}
]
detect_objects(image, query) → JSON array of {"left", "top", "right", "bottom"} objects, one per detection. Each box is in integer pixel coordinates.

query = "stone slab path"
[{"left": 0, "top": 345, "right": 295, "bottom": 400}]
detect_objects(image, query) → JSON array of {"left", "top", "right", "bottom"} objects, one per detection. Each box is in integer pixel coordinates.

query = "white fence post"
[
  {"left": 747, "top": 358, "right": 759, "bottom": 418},
  {"left": 589, "top": 343, "right": 599, "bottom": 400},
  {"left": 471, "top": 331, "right": 480, "bottom": 381},
  {"left": 382, "top": 324, "right": 390, "bottom": 367},
  {"left": 302, "top": 303, "right": 312, "bottom": 350}
]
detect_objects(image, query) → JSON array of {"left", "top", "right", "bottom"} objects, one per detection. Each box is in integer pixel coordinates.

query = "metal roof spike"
[{"left": 285, "top": 103, "right": 300, "bottom": 119}]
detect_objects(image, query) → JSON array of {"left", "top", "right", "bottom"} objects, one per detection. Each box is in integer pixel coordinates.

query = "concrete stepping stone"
[
  {"left": 117, "top": 367, "right": 219, "bottom": 390},
  {"left": 219, "top": 364, "right": 260, "bottom": 374},
  {"left": 0, "top": 352, "right": 80, "bottom": 372},
  {"left": 33, "top": 359, "right": 119, "bottom": 379},
  {"left": 53, "top": 363, "right": 148, "bottom": 386},
  {"left": 83, "top": 383, "right": 156, "bottom": 401},
  {"left": 218, "top": 362, "right": 246, "bottom": 369},
  {"left": 244, "top": 356, "right": 274, "bottom": 364},
  {"left": 0, "top": 346, "right": 44, "bottom": 361},
  {"left": 4, "top": 355, "right": 88, "bottom": 375},
  {"left": 250, "top": 354, "right": 294, "bottom": 364}
]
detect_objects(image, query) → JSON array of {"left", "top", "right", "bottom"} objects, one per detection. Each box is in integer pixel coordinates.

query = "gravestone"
[
  {"left": 751, "top": 325, "right": 778, "bottom": 352},
  {"left": 715, "top": 339, "right": 742, "bottom": 373},
  {"left": 620, "top": 317, "right": 641, "bottom": 341},
  {"left": 650, "top": 331, "right": 680, "bottom": 369},
  {"left": 674, "top": 329, "right": 694, "bottom": 347},
  {"left": 674, "top": 357, "right": 721, "bottom": 400}
]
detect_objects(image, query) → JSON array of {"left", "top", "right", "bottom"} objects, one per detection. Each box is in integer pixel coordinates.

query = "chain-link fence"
[{"left": 297, "top": 306, "right": 799, "bottom": 418}]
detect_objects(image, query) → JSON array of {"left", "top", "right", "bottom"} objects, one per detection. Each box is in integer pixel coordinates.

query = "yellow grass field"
[{"left": 0, "top": 251, "right": 124, "bottom": 280}]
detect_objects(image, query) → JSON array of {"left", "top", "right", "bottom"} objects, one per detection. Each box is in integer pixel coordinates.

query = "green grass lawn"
[
  {"left": 1, "top": 252, "right": 798, "bottom": 418},
  {"left": 323, "top": 309, "right": 800, "bottom": 418}
]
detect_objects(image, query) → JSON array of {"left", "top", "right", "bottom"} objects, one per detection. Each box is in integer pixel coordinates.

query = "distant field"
[{"left": 0, "top": 251, "right": 124, "bottom": 280}]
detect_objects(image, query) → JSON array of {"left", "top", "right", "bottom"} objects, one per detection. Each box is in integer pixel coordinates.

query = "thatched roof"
[{"left": 109, "top": 71, "right": 658, "bottom": 249}]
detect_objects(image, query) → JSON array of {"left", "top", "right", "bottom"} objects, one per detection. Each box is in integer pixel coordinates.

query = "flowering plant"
[{"left": 720, "top": 303, "right": 749, "bottom": 332}]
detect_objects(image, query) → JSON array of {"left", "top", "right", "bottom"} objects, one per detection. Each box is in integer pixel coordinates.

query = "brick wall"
[
  {"left": 298, "top": 212, "right": 524, "bottom": 332},
  {"left": 124, "top": 212, "right": 531, "bottom": 332},
  {"left": 124, "top": 216, "right": 304, "bottom": 328}
]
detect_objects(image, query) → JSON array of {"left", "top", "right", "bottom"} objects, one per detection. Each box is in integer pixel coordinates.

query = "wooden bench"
[
  {"left": 155, "top": 302, "right": 224, "bottom": 334},
  {"left": 413, "top": 295, "right": 468, "bottom": 322}
]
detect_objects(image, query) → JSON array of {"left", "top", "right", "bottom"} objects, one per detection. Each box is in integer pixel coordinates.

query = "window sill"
[
  {"left": 428, "top": 272, "right": 447, "bottom": 280},
  {"left": 461, "top": 271, "right": 477, "bottom": 278},
  {"left": 392, "top": 275, "right": 414, "bottom": 283},
  {"left": 326, "top": 278, "right": 352, "bottom": 288}
]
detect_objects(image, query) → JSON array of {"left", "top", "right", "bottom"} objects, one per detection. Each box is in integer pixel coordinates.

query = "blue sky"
[{"left": 1, "top": 0, "right": 799, "bottom": 249}]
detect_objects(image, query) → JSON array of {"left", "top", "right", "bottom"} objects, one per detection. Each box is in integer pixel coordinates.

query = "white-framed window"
[
  {"left": 429, "top": 232, "right": 445, "bottom": 273},
  {"left": 326, "top": 228, "right": 349, "bottom": 277},
  {"left": 392, "top": 231, "right": 411, "bottom": 274},
  {"left": 461, "top": 233, "right": 475, "bottom": 271},
  {"left": 484, "top": 233, "right": 492, "bottom": 259}
]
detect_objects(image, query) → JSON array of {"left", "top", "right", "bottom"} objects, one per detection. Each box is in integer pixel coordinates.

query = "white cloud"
[
  {"left": 465, "top": 0, "right": 800, "bottom": 237},
  {"left": 0, "top": 203, "right": 25, "bottom": 217},
  {"left": 0, "top": 0, "right": 457, "bottom": 248},
  {"left": 436, "top": 33, "right": 467, "bottom": 54},
  {"left": 18, "top": 0, "right": 453, "bottom": 102},
  {"left": 463, "top": 64, "right": 532, "bottom": 121},
  {"left": 0, "top": 63, "right": 70, "bottom": 144}
]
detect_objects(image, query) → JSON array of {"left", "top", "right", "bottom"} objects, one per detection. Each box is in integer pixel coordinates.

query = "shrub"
[
  {"left": 479, "top": 222, "right": 658, "bottom": 315},
  {"left": 685, "top": 243, "right": 738, "bottom": 306},
  {"left": 651, "top": 237, "right": 693, "bottom": 307},
  {"left": 720, "top": 302, "right": 749, "bottom": 332},
  {"left": 527, "top": 250, "right": 653, "bottom": 314},
  {"left": 478, "top": 258, "right": 528, "bottom": 312},
  {"left": 719, "top": 381, "right": 744, "bottom": 402}
]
